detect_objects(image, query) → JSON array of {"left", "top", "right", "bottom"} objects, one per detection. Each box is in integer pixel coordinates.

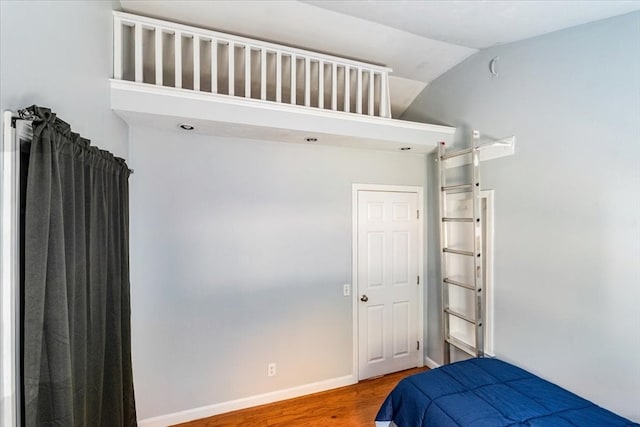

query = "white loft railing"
[{"left": 113, "top": 11, "right": 392, "bottom": 118}]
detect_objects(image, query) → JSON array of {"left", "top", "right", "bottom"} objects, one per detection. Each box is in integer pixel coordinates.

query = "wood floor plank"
[{"left": 174, "top": 367, "right": 428, "bottom": 427}]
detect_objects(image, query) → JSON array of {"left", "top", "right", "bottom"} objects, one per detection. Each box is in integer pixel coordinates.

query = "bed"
[{"left": 375, "top": 358, "right": 638, "bottom": 427}]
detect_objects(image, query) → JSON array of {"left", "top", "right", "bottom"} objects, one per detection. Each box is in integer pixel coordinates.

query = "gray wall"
[
  {"left": 0, "top": 0, "right": 128, "bottom": 158},
  {"left": 128, "top": 126, "right": 428, "bottom": 420},
  {"left": 404, "top": 12, "right": 640, "bottom": 421}
]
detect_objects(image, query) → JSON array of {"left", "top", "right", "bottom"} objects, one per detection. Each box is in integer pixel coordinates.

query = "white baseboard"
[
  {"left": 425, "top": 356, "right": 441, "bottom": 369},
  {"left": 138, "top": 374, "right": 357, "bottom": 427}
]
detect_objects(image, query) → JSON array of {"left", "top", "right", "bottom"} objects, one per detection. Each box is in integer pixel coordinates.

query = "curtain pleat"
[{"left": 22, "top": 106, "right": 136, "bottom": 426}]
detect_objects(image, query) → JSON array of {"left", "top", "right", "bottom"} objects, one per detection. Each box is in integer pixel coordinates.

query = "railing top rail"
[{"left": 113, "top": 11, "right": 392, "bottom": 73}]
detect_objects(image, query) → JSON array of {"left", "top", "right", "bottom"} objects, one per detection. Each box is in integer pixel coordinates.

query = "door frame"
[
  {"left": 352, "top": 184, "right": 424, "bottom": 381},
  {"left": 1, "top": 111, "right": 20, "bottom": 427}
]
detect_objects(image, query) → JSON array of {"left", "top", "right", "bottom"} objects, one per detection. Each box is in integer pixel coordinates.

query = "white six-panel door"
[{"left": 356, "top": 189, "right": 421, "bottom": 380}]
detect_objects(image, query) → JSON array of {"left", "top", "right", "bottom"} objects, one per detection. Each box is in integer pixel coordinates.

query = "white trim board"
[
  {"left": 424, "top": 357, "right": 440, "bottom": 370},
  {"left": 351, "top": 184, "right": 425, "bottom": 381},
  {"left": 111, "top": 80, "right": 455, "bottom": 153},
  {"left": 138, "top": 374, "right": 356, "bottom": 427}
]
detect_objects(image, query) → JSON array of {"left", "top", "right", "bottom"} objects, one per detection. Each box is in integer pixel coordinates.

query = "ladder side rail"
[{"left": 472, "top": 147, "right": 485, "bottom": 357}]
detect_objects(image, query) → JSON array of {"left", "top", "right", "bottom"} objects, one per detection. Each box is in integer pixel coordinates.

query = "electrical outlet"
[
  {"left": 267, "top": 363, "right": 276, "bottom": 377},
  {"left": 343, "top": 284, "right": 351, "bottom": 296}
]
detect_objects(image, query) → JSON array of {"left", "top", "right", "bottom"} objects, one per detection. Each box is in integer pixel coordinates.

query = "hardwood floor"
[{"left": 174, "top": 367, "right": 428, "bottom": 427}]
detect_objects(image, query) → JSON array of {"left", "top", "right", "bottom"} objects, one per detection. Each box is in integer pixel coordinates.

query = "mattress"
[{"left": 376, "top": 358, "right": 638, "bottom": 426}]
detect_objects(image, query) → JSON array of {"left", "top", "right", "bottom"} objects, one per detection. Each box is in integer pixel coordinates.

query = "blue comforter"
[{"left": 376, "top": 358, "right": 638, "bottom": 426}]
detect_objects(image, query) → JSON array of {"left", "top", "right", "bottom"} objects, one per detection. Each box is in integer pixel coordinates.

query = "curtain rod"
[
  {"left": 10, "top": 109, "right": 134, "bottom": 175},
  {"left": 10, "top": 108, "right": 35, "bottom": 127}
]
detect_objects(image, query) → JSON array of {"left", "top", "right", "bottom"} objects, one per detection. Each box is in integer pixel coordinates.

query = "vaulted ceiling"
[{"left": 120, "top": 0, "right": 640, "bottom": 117}]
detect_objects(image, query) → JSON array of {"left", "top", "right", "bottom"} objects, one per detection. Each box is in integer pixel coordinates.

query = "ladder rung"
[
  {"left": 445, "top": 307, "right": 477, "bottom": 324},
  {"left": 443, "top": 248, "right": 474, "bottom": 257},
  {"left": 441, "top": 147, "right": 473, "bottom": 160},
  {"left": 441, "top": 184, "right": 473, "bottom": 192},
  {"left": 444, "top": 278, "right": 475, "bottom": 290},
  {"left": 445, "top": 336, "right": 478, "bottom": 357},
  {"left": 442, "top": 217, "right": 473, "bottom": 223}
]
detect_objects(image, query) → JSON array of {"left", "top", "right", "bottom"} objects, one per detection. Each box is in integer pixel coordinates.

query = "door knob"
[{"left": 360, "top": 294, "right": 368, "bottom": 302}]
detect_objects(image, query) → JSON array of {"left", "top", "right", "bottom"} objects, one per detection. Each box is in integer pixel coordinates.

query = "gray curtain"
[{"left": 22, "top": 106, "right": 136, "bottom": 426}]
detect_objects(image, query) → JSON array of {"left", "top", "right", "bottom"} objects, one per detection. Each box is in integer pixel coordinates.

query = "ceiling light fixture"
[{"left": 179, "top": 123, "right": 195, "bottom": 131}]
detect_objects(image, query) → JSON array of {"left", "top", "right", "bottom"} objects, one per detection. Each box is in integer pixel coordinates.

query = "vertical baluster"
[
  {"left": 384, "top": 72, "right": 392, "bottom": 118},
  {"left": 134, "top": 23, "right": 143, "bottom": 83},
  {"left": 261, "top": 49, "right": 267, "bottom": 100},
  {"left": 291, "top": 54, "right": 297, "bottom": 105},
  {"left": 245, "top": 45, "right": 251, "bottom": 98},
  {"left": 276, "top": 51, "right": 282, "bottom": 103},
  {"left": 114, "top": 18, "right": 123, "bottom": 80},
  {"left": 174, "top": 31, "right": 182, "bottom": 88},
  {"left": 228, "top": 41, "right": 235, "bottom": 96},
  {"left": 368, "top": 69, "right": 374, "bottom": 115},
  {"left": 318, "top": 61, "right": 324, "bottom": 109},
  {"left": 380, "top": 72, "right": 388, "bottom": 118},
  {"left": 211, "top": 39, "right": 218, "bottom": 93},
  {"left": 344, "top": 65, "right": 350, "bottom": 113},
  {"left": 193, "top": 36, "right": 200, "bottom": 91},
  {"left": 155, "top": 28, "right": 163, "bottom": 85},
  {"left": 356, "top": 68, "right": 363, "bottom": 114},
  {"left": 304, "top": 57, "right": 311, "bottom": 107},
  {"left": 331, "top": 63, "right": 337, "bottom": 111}
]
